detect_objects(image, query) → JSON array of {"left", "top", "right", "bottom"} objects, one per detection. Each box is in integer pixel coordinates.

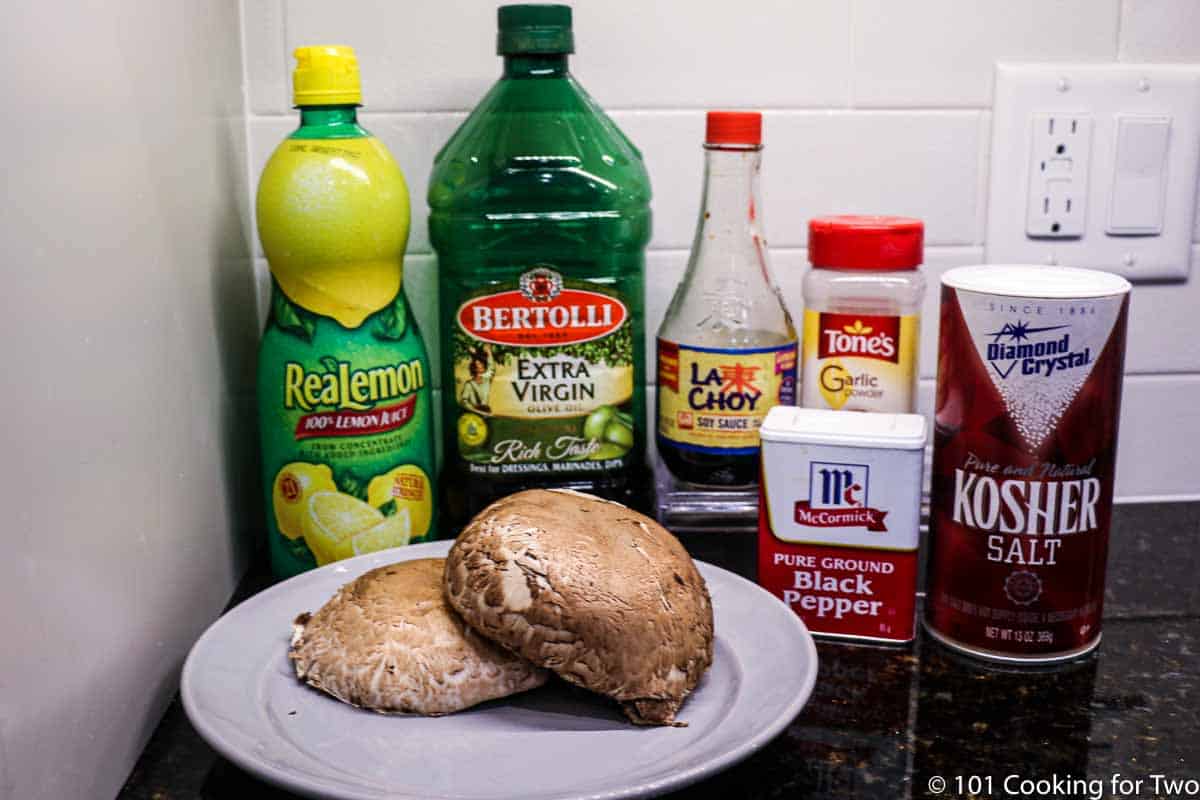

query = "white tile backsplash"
[
  {"left": 285, "top": 0, "right": 499, "bottom": 112},
  {"left": 282, "top": 0, "right": 851, "bottom": 112},
  {"left": 1110, "top": 373, "right": 1200, "bottom": 499},
  {"left": 618, "top": 110, "right": 983, "bottom": 250},
  {"left": 243, "top": 0, "right": 288, "bottom": 114},
  {"left": 242, "top": 1, "right": 1200, "bottom": 500},
  {"left": 570, "top": 0, "right": 851, "bottom": 109},
  {"left": 1119, "top": 0, "right": 1200, "bottom": 63},
  {"left": 404, "top": 253, "right": 441, "bottom": 377},
  {"left": 851, "top": 0, "right": 1120, "bottom": 107}
]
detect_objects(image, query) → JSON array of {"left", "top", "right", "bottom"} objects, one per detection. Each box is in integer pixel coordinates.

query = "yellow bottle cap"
[{"left": 292, "top": 45, "right": 362, "bottom": 106}]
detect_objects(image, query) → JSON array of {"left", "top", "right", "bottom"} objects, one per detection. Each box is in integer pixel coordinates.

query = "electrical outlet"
[
  {"left": 1025, "top": 113, "right": 1091, "bottom": 238},
  {"left": 987, "top": 63, "right": 1200, "bottom": 282}
]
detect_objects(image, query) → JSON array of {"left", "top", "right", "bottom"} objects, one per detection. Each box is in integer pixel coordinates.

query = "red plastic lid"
[
  {"left": 706, "top": 111, "right": 762, "bottom": 146},
  {"left": 808, "top": 215, "right": 924, "bottom": 270}
]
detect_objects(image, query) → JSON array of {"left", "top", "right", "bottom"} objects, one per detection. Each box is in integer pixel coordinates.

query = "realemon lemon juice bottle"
[
  {"left": 429, "top": 6, "right": 652, "bottom": 529},
  {"left": 257, "top": 46, "right": 435, "bottom": 577}
]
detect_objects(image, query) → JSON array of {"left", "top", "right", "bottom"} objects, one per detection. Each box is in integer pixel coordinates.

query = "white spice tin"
[{"left": 757, "top": 406, "right": 927, "bottom": 643}]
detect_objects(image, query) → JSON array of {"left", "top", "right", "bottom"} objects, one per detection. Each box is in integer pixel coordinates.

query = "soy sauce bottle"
[{"left": 656, "top": 112, "right": 797, "bottom": 487}]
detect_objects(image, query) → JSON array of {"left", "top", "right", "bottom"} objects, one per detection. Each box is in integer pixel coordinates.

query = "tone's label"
[
  {"left": 801, "top": 312, "right": 918, "bottom": 412},
  {"left": 657, "top": 340, "right": 797, "bottom": 454},
  {"left": 452, "top": 266, "right": 636, "bottom": 476}
]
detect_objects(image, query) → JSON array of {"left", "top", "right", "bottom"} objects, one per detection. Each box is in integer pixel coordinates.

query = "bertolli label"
[{"left": 450, "top": 266, "right": 636, "bottom": 477}]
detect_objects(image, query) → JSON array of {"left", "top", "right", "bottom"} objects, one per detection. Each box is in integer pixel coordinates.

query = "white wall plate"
[{"left": 986, "top": 63, "right": 1200, "bottom": 282}]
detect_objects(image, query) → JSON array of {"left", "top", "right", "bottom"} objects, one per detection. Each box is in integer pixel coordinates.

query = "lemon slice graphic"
[
  {"left": 301, "top": 491, "right": 383, "bottom": 566},
  {"left": 272, "top": 463, "right": 337, "bottom": 540},
  {"left": 333, "top": 509, "right": 412, "bottom": 561}
]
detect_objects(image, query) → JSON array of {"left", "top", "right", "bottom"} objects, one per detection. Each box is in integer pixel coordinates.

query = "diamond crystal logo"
[
  {"left": 984, "top": 320, "right": 1073, "bottom": 379},
  {"left": 959, "top": 295, "right": 1123, "bottom": 450}
]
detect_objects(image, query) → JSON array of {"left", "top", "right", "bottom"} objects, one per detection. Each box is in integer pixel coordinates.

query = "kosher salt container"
[
  {"left": 757, "top": 406, "right": 927, "bottom": 644},
  {"left": 924, "top": 264, "right": 1131, "bottom": 664}
]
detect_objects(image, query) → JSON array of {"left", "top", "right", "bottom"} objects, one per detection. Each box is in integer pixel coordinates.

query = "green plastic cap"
[{"left": 497, "top": 5, "right": 574, "bottom": 55}]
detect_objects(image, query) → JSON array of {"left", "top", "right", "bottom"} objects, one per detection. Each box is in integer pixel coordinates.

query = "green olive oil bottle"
[{"left": 429, "top": 5, "right": 653, "bottom": 530}]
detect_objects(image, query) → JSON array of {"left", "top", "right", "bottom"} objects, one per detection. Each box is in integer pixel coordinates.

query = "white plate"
[{"left": 181, "top": 540, "right": 818, "bottom": 800}]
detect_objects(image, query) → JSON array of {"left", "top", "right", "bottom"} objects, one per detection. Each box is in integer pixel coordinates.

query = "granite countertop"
[{"left": 121, "top": 502, "right": 1199, "bottom": 800}]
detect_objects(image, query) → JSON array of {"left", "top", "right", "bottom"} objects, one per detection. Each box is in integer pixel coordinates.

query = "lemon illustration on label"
[
  {"left": 457, "top": 412, "right": 488, "bottom": 448},
  {"left": 818, "top": 358, "right": 852, "bottom": 410},
  {"left": 272, "top": 463, "right": 337, "bottom": 540},
  {"left": 366, "top": 464, "right": 433, "bottom": 540},
  {"left": 301, "top": 491, "right": 383, "bottom": 566},
  {"left": 332, "top": 509, "right": 412, "bottom": 561},
  {"left": 256, "top": 137, "right": 410, "bottom": 328}
]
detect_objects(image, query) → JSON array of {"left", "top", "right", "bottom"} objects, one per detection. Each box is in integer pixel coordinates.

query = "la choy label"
[{"left": 657, "top": 340, "right": 797, "bottom": 455}]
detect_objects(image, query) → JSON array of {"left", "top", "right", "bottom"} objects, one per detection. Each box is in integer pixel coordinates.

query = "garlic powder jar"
[{"left": 800, "top": 216, "right": 925, "bottom": 413}]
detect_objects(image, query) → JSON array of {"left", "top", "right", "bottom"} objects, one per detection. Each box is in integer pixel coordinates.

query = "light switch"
[
  {"left": 1106, "top": 114, "right": 1171, "bottom": 235},
  {"left": 987, "top": 63, "right": 1200, "bottom": 281}
]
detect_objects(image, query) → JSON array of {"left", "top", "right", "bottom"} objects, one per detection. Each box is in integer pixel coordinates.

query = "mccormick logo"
[
  {"left": 794, "top": 461, "right": 889, "bottom": 532},
  {"left": 985, "top": 320, "right": 1091, "bottom": 379},
  {"left": 458, "top": 267, "right": 627, "bottom": 347},
  {"left": 817, "top": 313, "right": 900, "bottom": 364}
]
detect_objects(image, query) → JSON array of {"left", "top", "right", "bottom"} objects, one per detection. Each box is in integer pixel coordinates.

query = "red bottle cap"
[
  {"left": 808, "top": 215, "right": 924, "bottom": 270},
  {"left": 705, "top": 111, "right": 762, "bottom": 146}
]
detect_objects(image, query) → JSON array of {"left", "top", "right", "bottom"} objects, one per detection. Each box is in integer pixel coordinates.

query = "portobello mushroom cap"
[
  {"left": 289, "top": 558, "right": 548, "bottom": 715},
  {"left": 444, "top": 489, "right": 714, "bottom": 726}
]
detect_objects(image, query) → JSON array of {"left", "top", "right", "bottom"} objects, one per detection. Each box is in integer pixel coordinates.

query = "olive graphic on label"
[
  {"left": 587, "top": 443, "right": 627, "bottom": 460},
  {"left": 604, "top": 420, "right": 634, "bottom": 448},
  {"left": 583, "top": 405, "right": 615, "bottom": 442}
]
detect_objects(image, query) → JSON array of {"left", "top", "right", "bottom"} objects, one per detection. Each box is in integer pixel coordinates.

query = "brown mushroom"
[
  {"left": 289, "top": 558, "right": 547, "bottom": 715},
  {"left": 444, "top": 489, "right": 714, "bottom": 726}
]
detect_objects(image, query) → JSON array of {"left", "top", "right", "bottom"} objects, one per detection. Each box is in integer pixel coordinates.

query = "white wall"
[
  {"left": 242, "top": 0, "right": 1200, "bottom": 501},
  {"left": 0, "top": 4, "right": 257, "bottom": 799}
]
